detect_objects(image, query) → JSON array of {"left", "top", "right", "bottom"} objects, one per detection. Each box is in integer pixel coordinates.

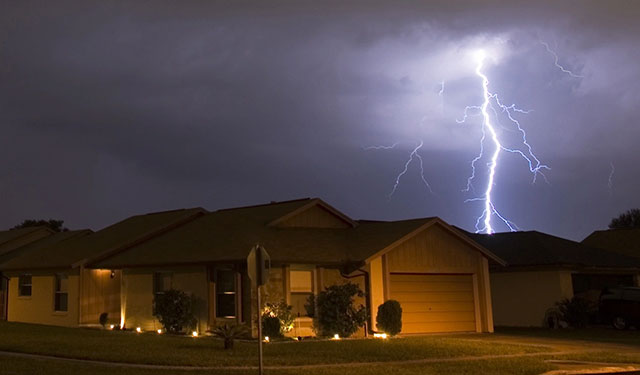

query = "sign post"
[{"left": 247, "top": 244, "right": 270, "bottom": 375}]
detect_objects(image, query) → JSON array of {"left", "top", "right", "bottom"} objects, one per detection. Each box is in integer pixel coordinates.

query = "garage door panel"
[
  {"left": 390, "top": 281, "right": 473, "bottom": 293},
  {"left": 402, "top": 311, "right": 476, "bottom": 323},
  {"left": 400, "top": 301, "right": 475, "bottom": 313},
  {"left": 402, "top": 321, "right": 477, "bottom": 333},
  {"left": 391, "top": 291, "right": 474, "bottom": 303},
  {"left": 389, "top": 273, "right": 476, "bottom": 334}
]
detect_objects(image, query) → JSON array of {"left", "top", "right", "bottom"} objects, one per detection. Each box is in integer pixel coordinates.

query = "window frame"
[
  {"left": 54, "top": 273, "right": 68, "bottom": 312},
  {"left": 215, "top": 268, "right": 237, "bottom": 319},
  {"left": 289, "top": 267, "right": 315, "bottom": 318},
  {"left": 18, "top": 274, "right": 32, "bottom": 297}
]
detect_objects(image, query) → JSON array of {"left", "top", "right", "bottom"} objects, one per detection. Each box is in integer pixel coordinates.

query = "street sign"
[
  {"left": 247, "top": 244, "right": 270, "bottom": 375},
  {"left": 247, "top": 244, "right": 270, "bottom": 286}
]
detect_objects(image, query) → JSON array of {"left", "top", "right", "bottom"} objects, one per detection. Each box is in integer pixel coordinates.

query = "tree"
[
  {"left": 305, "top": 282, "right": 368, "bottom": 338},
  {"left": 609, "top": 209, "right": 640, "bottom": 229},
  {"left": 12, "top": 219, "right": 68, "bottom": 232}
]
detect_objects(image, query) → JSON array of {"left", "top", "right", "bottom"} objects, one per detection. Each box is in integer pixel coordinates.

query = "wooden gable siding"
[
  {"left": 277, "top": 205, "right": 351, "bottom": 229},
  {"left": 80, "top": 269, "right": 121, "bottom": 325},
  {"left": 387, "top": 224, "right": 480, "bottom": 274}
]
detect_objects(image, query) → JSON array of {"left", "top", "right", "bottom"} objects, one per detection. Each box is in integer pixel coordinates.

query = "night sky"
[{"left": 1, "top": 1, "right": 639, "bottom": 240}]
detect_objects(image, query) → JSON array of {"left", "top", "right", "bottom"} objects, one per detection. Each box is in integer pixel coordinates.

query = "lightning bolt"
[
  {"left": 540, "top": 40, "right": 584, "bottom": 78},
  {"left": 364, "top": 141, "right": 434, "bottom": 198},
  {"left": 459, "top": 50, "right": 549, "bottom": 234}
]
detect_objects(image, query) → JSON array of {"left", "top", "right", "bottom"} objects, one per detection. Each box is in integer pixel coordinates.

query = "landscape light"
[
  {"left": 157, "top": 329, "right": 162, "bottom": 334},
  {"left": 373, "top": 333, "right": 388, "bottom": 339},
  {"left": 263, "top": 336, "right": 270, "bottom": 343},
  {"left": 332, "top": 334, "right": 340, "bottom": 340},
  {"left": 192, "top": 331, "right": 198, "bottom": 337},
  {"left": 136, "top": 327, "right": 142, "bottom": 333},
  {"left": 109, "top": 324, "right": 115, "bottom": 330}
]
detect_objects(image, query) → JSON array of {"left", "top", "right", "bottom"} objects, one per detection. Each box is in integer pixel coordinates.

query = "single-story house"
[
  {"left": 1, "top": 198, "right": 502, "bottom": 336},
  {"left": 583, "top": 227, "right": 640, "bottom": 258},
  {"left": 0, "top": 208, "right": 206, "bottom": 328},
  {"left": 466, "top": 230, "right": 640, "bottom": 327},
  {"left": 0, "top": 226, "right": 55, "bottom": 320}
]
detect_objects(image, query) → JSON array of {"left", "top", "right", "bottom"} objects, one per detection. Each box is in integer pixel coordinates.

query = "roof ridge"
[{"left": 215, "top": 198, "right": 312, "bottom": 212}]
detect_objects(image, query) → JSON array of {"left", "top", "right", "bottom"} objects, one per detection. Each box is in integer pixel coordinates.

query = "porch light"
[
  {"left": 136, "top": 327, "right": 142, "bottom": 333},
  {"left": 332, "top": 334, "right": 340, "bottom": 340},
  {"left": 263, "top": 336, "right": 269, "bottom": 343},
  {"left": 373, "top": 333, "right": 388, "bottom": 339},
  {"left": 192, "top": 331, "right": 198, "bottom": 337}
]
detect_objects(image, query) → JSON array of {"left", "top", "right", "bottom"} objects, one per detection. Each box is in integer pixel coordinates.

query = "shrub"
[
  {"left": 305, "top": 282, "right": 367, "bottom": 338},
  {"left": 99, "top": 312, "right": 109, "bottom": 329},
  {"left": 263, "top": 301, "right": 294, "bottom": 334},
  {"left": 262, "top": 316, "right": 282, "bottom": 338},
  {"left": 376, "top": 300, "right": 402, "bottom": 336},
  {"left": 213, "top": 324, "right": 249, "bottom": 350},
  {"left": 556, "top": 297, "right": 591, "bottom": 328},
  {"left": 153, "top": 289, "right": 197, "bottom": 334}
]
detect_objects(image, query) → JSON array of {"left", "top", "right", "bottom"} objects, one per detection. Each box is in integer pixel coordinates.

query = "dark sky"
[{"left": 1, "top": 1, "right": 639, "bottom": 240}]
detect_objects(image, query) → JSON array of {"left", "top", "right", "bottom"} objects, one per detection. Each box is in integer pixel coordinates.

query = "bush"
[
  {"left": 556, "top": 297, "right": 591, "bottom": 328},
  {"left": 153, "top": 289, "right": 197, "bottom": 334},
  {"left": 376, "top": 300, "right": 402, "bottom": 335},
  {"left": 262, "top": 316, "right": 282, "bottom": 338},
  {"left": 305, "top": 282, "right": 367, "bottom": 338},
  {"left": 262, "top": 301, "right": 294, "bottom": 334}
]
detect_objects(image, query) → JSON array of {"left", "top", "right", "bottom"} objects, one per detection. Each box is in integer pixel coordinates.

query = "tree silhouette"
[
  {"left": 609, "top": 209, "right": 640, "bottom": 229},
  {"left": 12, "top": 219, "right": 68, "bottom": 232}
]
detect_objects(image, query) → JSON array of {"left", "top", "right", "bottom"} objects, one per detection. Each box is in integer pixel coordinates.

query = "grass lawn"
[
  {"left": 495, "top": 326, "right": 640, "bottom": 347},
  {"left": 0, "top": 321, "right": 547, "bottom": 367}
]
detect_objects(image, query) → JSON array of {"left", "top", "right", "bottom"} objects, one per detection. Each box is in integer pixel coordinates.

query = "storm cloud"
[{"left": 1, "top": 0, "right": 639, "bottom": 239}]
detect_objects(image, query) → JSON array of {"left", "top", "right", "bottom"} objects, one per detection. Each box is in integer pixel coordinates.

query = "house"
[
  {"left": 583, "top": 227, "right": 640, "bottom": 258},
  {"left": 0, "top": 226, "right": 55, "bottom": 320},
  {"left": 467, "top": 230, "right": 640, "bottom": 327},
  {"left": 0, "top": 208, "right": 205, "bottom": 328},
  {"left": 1, "top": 198, "right": 502, "bottom": 336}
]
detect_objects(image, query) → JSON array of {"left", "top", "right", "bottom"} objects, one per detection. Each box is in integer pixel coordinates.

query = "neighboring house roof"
[
  {"left": 1, "top": 208, "right": 206, "bottom": 271},
  {"left": 0, "top": 226, "right": 54, "bottom": 258},
  {"left": 466, "top": 230, "right": 640, "bottom": 270},
  {"left": 0, "top": 230, "right": 93, "bottom": 270},
  {"left": 582, "top": 228, "right": 640, "bottom": 258},
  {"left": 91, "top": 199, "right": 503, "bottom": 269}
]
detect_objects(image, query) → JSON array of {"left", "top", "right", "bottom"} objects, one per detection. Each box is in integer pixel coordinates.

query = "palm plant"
[{"left": 212, "top": 324, "right": 249, "bottom": 349}]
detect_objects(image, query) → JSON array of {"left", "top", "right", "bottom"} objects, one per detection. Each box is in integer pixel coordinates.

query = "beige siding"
[
  {"left": 371, "top": 223, "right": 494, "bottom": 334},
  {"left": 121, "top": 267, "right": 208, "bottom": 333},
  {"left": 7, "top": 273, "right": 79, "bottom": 327},
  {"left": 490, "top": 270, "right": 573, "bottom": 327},
  {"left": 277, "top": 205, "right": 351, "bottom": 228},
  {"left": 80, "top": 269, "right": 121, "bottom": 325},
  {"left": 369, "top": 257, "right": 385, "bottom": 331}
]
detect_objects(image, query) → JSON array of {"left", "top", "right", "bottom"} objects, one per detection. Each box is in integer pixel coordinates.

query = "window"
[
  {"left": 54, "top": 274, "right": 68, "bottom": 312},
  {"left": 216, "top": 269, "right": 236, "bottom": 318},
  {"left": 153, "top": 272, "right": 173, "bottom": 297},
  {"left": 290, "top": 270, "right": 313, "bottom": 318},
  {"left": 18, "top": 275, "right": 32, "bottom": 297}
]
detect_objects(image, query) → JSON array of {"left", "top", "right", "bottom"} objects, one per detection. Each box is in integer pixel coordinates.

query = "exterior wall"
[
  {"left": 369, "top": 223, "right": 494, "bottom": 333},
  {"left": 277, "top": 205, "right": 351, "bottom": 228},
  {"left": 80, "top": 269, "right": 121, "bottom": 325},
  {"left": 490, "top": 270, "right": 573, "bottom": 327},
  {"left": 7, "top": 272, "right": 80, "bottom": 327},
  {"left": 121, "top": 266, "right": 208, "bottom": 333}
]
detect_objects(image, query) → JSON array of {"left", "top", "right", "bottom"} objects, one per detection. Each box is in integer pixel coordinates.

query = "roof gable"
[{"left": 269, "top": 199, "right": 356, "bottom": 229}]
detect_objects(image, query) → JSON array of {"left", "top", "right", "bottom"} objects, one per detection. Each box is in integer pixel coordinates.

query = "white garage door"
[{"left": 389, "top": 273, "right": 476, "bottom": 334}]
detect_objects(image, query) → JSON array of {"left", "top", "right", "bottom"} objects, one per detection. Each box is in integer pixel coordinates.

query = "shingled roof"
[
  {"left": 1, "top": 208, "right": 206, "bottom": 271},
  {"left": 91, "top": 199, "right": 502, "bottom": 269},
  {"left": 0, "top": 227, "right": 53, "bottom": 258},
  {"left": 582, "top": 228, "right": 640, "bottom": 258},
  {"left": 466, "top": 230, "right": 640, "bottom": 270},
  {"left": 0, "top": 230, "right": 93, "bottom": 270}
]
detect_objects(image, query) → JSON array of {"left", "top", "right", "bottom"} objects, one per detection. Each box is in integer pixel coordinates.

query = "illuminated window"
[
  {"left": 290, "top": 270, "right": 313, "bottom": 317},
  {"left": 54, "top": 274, "right": 68, "bottom": 312},
  {"left": 216, "top": 269, "right": 236, "bottom": 318},
  {"left": 18, "top": 275, "right": 32, "bottom": 297}
]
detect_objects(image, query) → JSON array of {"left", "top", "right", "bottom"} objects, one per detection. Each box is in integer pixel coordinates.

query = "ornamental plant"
[
  {"left": 376, "top": 300, "right": 402, "bottom": 336},
  {"left": 153, "top": 289, "right": 197, "bottom": 334},
  {"left": 305, "top": 282, "right": 367, "bottom": 338},
  {"left": 262, "top": 301, "right": 295, "bottom": 335}
]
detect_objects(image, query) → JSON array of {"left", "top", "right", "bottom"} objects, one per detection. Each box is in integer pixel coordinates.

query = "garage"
[{"left": 389, "top": 273, "right": 477, "bottom": 334}]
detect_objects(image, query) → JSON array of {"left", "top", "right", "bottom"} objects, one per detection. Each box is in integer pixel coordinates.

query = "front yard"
[{"left": 0, "top": 322, "right": 639, "bottom": 374}]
